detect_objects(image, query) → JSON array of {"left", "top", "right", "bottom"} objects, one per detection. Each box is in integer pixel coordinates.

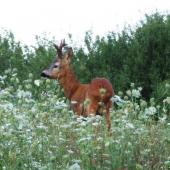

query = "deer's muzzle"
[{"left": 40, "top": 72, "right": 50, "bottom": 78}]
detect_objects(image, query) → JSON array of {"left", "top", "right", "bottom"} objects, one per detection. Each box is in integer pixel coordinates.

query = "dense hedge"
[
  {"left": 0, "top": 12, "right": 170, "bottom": 101},
  {"left": 72, "top": 12, "right": 170, "bottom": 100}
]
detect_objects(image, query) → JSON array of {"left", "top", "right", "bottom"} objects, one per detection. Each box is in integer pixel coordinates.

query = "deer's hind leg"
[
  {"left": 85, "top": 96, "right": 99, "bottom": 117},
  {"left": 103, "top": 100, "right": 113, "bottom": 132}
]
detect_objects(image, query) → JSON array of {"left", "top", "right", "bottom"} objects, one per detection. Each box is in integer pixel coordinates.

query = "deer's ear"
[{"left": 64, "top": 47, "right": 73, "bottom": 62}]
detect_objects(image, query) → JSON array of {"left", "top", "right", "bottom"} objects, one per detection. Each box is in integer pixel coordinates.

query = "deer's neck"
[{"left": 58, "top": 66, "right": 81, "bottom": 101}]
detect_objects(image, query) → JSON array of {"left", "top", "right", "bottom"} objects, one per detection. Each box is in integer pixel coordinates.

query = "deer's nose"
[{"left": 40, "top": 72, "right": 49, "bottom": 78}]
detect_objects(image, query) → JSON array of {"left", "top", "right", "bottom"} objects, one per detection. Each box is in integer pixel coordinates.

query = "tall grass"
[{"left": 0, "top": 71, "right": 170, "bottom": 170}]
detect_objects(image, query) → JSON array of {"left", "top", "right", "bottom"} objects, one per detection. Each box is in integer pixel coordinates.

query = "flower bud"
[
  {"left": 165, "top": 83, "right": 170, "bottom": 90},
  {"left": 136, "top": 164, "right": 143, "bottom": 170},
  {"left": 140, "top": 100, "right": 147, "bottom": 108},
  {"left": 29, "top": 73, "right": 33, "bottom": 79},
  {"left": 50, "top": 156, "right": 56, "bottom": 162},
  {"left": 46, "top": 85, "right": 51, "bottom": 89},
  {"left": 103, "top": 110, "right": 107, "bottom": 115},
  {"left": 130, "top": 83, "right": 135, "bottom": 88},
  {"left": 118, "top": 91, "right": 123, "bottom": 96},
  {"left": 42, "top": 112, "right": 48, "bottom": 118},
  {"left": 27, "top": 84, "right": 32, "bottom": 90},
  {"left": 84, "top": 98, "right": 91, "bottom": 106},
  {"left": 100, "top": 88, "right": 106, "bottom": 96},
  {"left": 18, "top": 85, "right": 22, "bottom": 90},
  {"left": 10, "top": 78, "right": 15, "bottom": 82},
  {"left": 117, "top": 109, "right": 123, "bottom": 114},
  {"left": 81, "top": 129, "right": 87, "bottom": 134},
  {"left": 56, "top": 89, "right": 60, "bottom": 93},
  {"left": 156, "top": 105, "right": 160, "bottom": 109},
  {"left": 18, "top": 99, "right": 22, "bottom": 105},
  {"left": 46, "top": 79, "right": 50, "bottom": 84},
  {"left": 150, "top": 102, "right": 155, "bottom": 106},
  {"left": 53, "top": 95, "right": 57, "bottom": 99},
  {"left": 13, "top": 68, "right": 18, "bottom": 73},
  {"left": 62, "top": 109, "right": 67, "bottom": 114},
  {"left": 126, "top": 90, "right": 131, "bottom": 96},
  {"left": 150, "top": 98, "right": 154, "bottom": 103},
  {"left": 5, "top": 69, "right": 11, "bottom": 74},
  {"left": 124, "top": 96, "right": 128, "bottom": 101},
  {"left": 129, "top": 103, "right": 134, "bottom": 109},
  {"left": 166, "top": 97, "right": 170, "bottom": 104},
  {"left": 50, "top": 109, "right": 55, "bottom": 113}
]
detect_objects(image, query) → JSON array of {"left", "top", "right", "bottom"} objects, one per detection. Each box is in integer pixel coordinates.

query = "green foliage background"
[{"left": 1, "top": 12, "right": 170, "bottom": 101}]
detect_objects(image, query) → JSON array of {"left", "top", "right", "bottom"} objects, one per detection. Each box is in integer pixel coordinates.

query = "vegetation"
[
  {"left": 0, "top": 11, "right": 170, "bottom": 169},
  {"left": 1, "top": 12, "right": 170, "bottom": 101},
  {"left": 0, "top": 67, "right": 170, "bottom": 170}
]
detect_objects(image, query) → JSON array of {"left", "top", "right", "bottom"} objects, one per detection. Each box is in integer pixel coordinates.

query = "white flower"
[
  {"left": 164, "top": 161, "right": 170, "bottom": 166},
  {"left": 68, "top": 163, "right": 81, "bottom": 170},
  {"left": 34, "top": 80, "right": 40, "bottom": 86},
  {"left": 97, "top": 137, "right": 103, "bottom": 142},
  {"left": 56, "top": 100, "right": 65, "bottom": 105},
  {"left": 138, "top": 87, "right": 142, "bottom": 91},
  {"left": 126, "top": 123, "right": 135, "bottom": 129},
  {"left": 16, "top": 78, "right": 19, "bottom": 83},
  {"left": 112, "top": 95, "right": 121, "bottom": 102},
  {"left": 163, "top": 107, "right": 167, "bottom": 113},
  {"left": 92, "top": 122, "right": 98, "bottom": 126},
  {"left": 132, "top": 89, "right": 141, "bottom": 98},
  {"left": 0, "top": 75, "right": 7, "bottom": 80},
  {"left": 0, "top": 102, "right": 14, "bottom": 111},
  {"left": 17, "top": 90, "right": 32, "bottom": 98},
  {"left": 25, "top": 98, "right": 35, "bottom": 103},
  {"left": 158, "top": 117, "right": 167, "bottom": 122},
  {"left": 126, "top": 90, "right": 131, "bottom": 96},
  {"left": 145, "top": 106, "right": 157, "bottom": 115},
  {"left": 0, "top": 90, "right": 12, "bottom": 98},
  {"left": 166, "top": 97, "right": 170, "bottom": 104},
  {"left": 18, "top": 124, "right": 23, "bottom": 130},
  {"left": 67, "top": 150, "right": 74, "bottom": 154},
  {"left": 130, "top": 83, "right": 135, "bottom": 87},
  {"left": 111, "top": 95, "right": 130, "bottom": 107},
  {"left": 72, "top": 159, "right": 82, "bottom": 164},
  {"left": 105, "top": 142, "right": 110, "bottom": 146},
  {"left": 12, "top": 73, "right": 17, "bottom": 77},
  {"left": 124, "top": 108, "right": 129, "bottom": 115},
  {"left": 0, "top": 80, "right": 4, "bottom": 84},
  {"left": 71, "top": 101, "right": 77, "bottom": 104}
]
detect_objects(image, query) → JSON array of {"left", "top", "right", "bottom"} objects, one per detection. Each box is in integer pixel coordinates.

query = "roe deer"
[{"left": 40, "top": 40, "right": 114, "bottom": 131}]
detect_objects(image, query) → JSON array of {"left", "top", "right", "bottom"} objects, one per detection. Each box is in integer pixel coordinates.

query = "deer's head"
[{"left": 40, "top": 39, "right": 73, "bottom": 79}]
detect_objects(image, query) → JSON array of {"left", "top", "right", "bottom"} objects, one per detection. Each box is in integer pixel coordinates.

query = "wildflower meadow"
[
  {"left": 0, "top": 69, "right": 170, "bottom": 170},
  {"left": 1, "top": 11, "right": 170, "bottom": 170}
]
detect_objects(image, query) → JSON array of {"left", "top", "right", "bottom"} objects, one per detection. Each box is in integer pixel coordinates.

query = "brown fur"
[{"left": 41, "top": 42, "right": 114, "bottom": 131}]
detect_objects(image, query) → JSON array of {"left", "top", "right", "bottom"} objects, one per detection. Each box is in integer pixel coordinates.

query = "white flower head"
[
  {"left": 68, "top": 163, "right": 81, "bottom": 170},
  {"left": 126, "top": 90, "right": 131, "bottom": 96},
  {"left": 0, "top": 75, "right": 7, "bottom": 80},
  {"left": 138, "top": 87, "right": 142, "bottom": 91},
  {"left": 132, "top": 89, "right": 141, "bottom": 98},
  {"left": 0, "top": 90, "right": 12, "bottom": 99},
  {"left": 71, "top": 101, "right": 77, "bottom": 104},
  {"left": 17, "top": 90, "right": 32, "bottom": 98},
  {"left": 126, "top": 123, "right": 135, "bottom": 129},
  {"left": 34, "top": 80, "right": 40, "bottom": 86},
  {"left": 145, "top": 106, "right": 157, "bottom": 115},
  {"left": 130, "top": 83, "right": 135, "bottom": 88},
  {"left": 12, "top": 73, "right": 17, "bottom": 77}
]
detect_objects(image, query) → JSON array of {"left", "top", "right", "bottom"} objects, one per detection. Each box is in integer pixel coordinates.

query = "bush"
[{"left": 1, "top": 12, "right": 170, "bottom": 102}]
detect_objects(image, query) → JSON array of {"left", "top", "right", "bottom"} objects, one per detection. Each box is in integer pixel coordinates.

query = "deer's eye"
[{"left": 54, "top": 65, "right": 58, "bottom": 68}]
